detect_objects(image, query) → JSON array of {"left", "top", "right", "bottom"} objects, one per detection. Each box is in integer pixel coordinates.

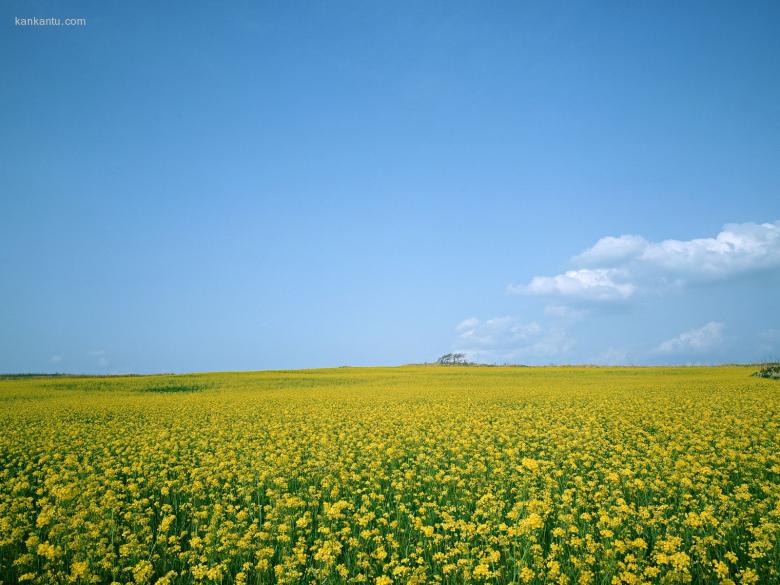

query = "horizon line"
[{"left": 1, "top": 361, "right": 777, "bottom": 379}]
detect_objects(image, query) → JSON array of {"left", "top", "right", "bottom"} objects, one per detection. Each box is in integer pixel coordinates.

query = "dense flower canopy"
[{"left": 0, "top": 366, "right": 778, "bottom": 584}]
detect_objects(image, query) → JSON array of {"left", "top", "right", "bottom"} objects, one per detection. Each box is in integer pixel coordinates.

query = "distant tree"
[
  {"left": 753, "top": 363, "right": 780, "bottom": 380},
  {"left": 436, "top": 353, "right": 468, "bottom": 365}
]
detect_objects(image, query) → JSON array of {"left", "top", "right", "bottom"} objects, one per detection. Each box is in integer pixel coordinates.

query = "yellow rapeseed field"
[{"left": 1, "top": 366, "right": 778, "bottom": 585}]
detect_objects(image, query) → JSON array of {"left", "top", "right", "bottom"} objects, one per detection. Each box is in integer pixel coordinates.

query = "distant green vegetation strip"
[
  {"left": 753, "top": 364, "right": 780, "bottom": 380},
  {"left": 141, "top": 383, "right": 206, "bottom": 393}
]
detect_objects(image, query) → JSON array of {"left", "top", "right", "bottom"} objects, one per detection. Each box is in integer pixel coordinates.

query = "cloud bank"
[
  {"left": 510, "top": 220, "right": 780, "bottom": 301},
  {"left": 512, "top": 268, "right": 636, "bottom": 301},
  {"left": 451, "top": 220, "right": 779, "bottom": 364}
]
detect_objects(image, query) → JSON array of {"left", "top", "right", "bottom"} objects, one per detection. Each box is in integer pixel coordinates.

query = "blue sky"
[{"left": 1, "top": 1, "right": 778, "bottom": 373}]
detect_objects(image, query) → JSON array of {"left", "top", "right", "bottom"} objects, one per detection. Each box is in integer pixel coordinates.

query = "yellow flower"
[
  {"left": 36, "top": 542, "right": 56, "bottom": 560},
  {"left": 132, "top": 560, "right": 154, "bottom": 584},
  {"left": 713, "top": 560, "right": 729, "bottom": 578},
  {"left": 520, "top": 566, "right": 535, "bottom": 583},
  {"left": 70, "top": 560, "right": 89, "bottom": 580}
]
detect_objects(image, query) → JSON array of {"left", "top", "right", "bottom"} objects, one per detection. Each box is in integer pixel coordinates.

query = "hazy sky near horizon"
[{"left": 2, "top": 1, "right": 779, "bottom": 373}]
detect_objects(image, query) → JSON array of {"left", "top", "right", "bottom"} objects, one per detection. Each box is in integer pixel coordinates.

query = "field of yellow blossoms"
[{"left": 1, "top": 366, "right": 778, "bottom": 585}]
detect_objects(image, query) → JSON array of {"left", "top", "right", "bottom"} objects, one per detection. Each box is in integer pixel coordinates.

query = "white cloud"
[
  {"left": 456, "top": 316, "right": 541, "bottom": 346},
  {"left": 513, "top": 220, "right": 780, "bottom": 302},
  {"left": 655, "top": 322, "right": 724, "bottom": 354},
  {"left": 455, "top": 317, "right": 480, "bottom": 332},
  {"left": 453, "top": 316, "right": 572, "bottom": 364},
  {"left": 639, "top": 221, "right": 780, "bottom": 277},
  {"left": 50, "top": 355, "right": 62, "bottom": 364},
  {"left": 510, "top": 268, "right": 636, "bottom": 301},
  {"left": 574, "top": 235, "right": 649, "bottom": 267}
]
